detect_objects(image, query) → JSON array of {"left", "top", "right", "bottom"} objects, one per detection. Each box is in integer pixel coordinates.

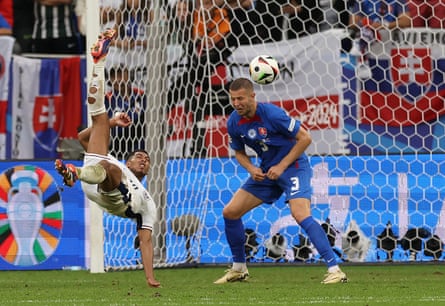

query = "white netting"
[{"left": 98, "top": 0, "right": 445, "bottom": 269}]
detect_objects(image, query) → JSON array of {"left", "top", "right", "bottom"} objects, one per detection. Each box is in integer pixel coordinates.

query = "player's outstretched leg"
[
  {"left": 54, "top": 159, "right": 78, "bottom": 187},
  {"left": 88, "top": 28, "right": 116, "bottom": 117},
  {"left": 55, "top": 158, "right": 107, "bottom": 186}
]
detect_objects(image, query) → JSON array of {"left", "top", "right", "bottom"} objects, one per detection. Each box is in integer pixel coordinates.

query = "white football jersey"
[{"left": 81, "top": 153, "right": 157, "bottom": 230}]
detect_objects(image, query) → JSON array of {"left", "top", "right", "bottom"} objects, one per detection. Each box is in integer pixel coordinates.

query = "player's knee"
[{"left": 222, "top": 206, "right": 241, "bottom": 219}]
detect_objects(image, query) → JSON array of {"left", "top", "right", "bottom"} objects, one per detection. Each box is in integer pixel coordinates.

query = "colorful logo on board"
[{"left": 0, "top": 165, "right": 63, "bottom": 266}]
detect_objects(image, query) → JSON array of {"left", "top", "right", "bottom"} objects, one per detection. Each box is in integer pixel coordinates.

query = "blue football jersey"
[{"left": 227, "top": 103, "right": 308, "bottom": 171}]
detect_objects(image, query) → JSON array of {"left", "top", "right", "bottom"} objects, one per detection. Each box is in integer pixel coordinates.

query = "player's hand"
[
  {"left": 147, "top": 278, "right": 161, "bottom": 288},
  {"left": 250, "top": 167, "right": 266, "bottom": 181},
  {"left": 112, "top": 112, "right": 132, "bottom": 127},
  {"left": 266, "top": 165, "right": 285, "bottom": 180}
]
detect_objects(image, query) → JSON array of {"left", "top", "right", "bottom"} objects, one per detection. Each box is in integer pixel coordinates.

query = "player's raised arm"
[{"left": 78, "top": 112, "right": 132, "bottom": 151}]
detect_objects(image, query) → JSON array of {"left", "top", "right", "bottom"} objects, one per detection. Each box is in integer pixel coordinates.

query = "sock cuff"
[
  {"left": 93, "top": 64, "right": 105, "bottom": 80},
  {"left": 299, "top": 216, "right": 315, "bottom": 230},
  {"left": 89, "top": 105, "right": 107, "bottom": 117}
]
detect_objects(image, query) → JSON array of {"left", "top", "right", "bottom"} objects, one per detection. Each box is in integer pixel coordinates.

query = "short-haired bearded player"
[
  {"left": 54, "top": 29, "right": 160, "bottom": 288},
  {"left": 214, "top": 77, "right": 348, "bottom": 285}
]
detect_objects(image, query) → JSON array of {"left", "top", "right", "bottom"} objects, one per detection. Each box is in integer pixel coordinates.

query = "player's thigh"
[
  {"left": 223, "top": 189, "right": 263, "bottom": 219},
  {"left": 98, "top": 160, "right": 122, "bottom": 191}
]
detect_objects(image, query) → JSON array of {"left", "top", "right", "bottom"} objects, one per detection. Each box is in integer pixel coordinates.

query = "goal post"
[{"left": 85, "top": 0, "right": 104, "bottom": 273}]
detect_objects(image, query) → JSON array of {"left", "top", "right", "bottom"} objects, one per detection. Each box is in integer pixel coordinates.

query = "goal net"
[{"left": 91, "top": 0, "right": 445, "bottom": 270}]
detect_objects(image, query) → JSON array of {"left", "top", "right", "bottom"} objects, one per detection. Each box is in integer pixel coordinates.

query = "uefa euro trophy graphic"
[{"left": 7, "top": 170, "right": 44, "bottom": 266}]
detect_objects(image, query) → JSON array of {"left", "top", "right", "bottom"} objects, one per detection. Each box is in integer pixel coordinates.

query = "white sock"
[
  {"left": 232, "top": 262, "right": 247, "bottom": 272},
  {"left": 328, "top": 265, "right": 340, "bottom": 273},
  {"left": 87, "top": 63, "right": 106, "bottom": 116}
]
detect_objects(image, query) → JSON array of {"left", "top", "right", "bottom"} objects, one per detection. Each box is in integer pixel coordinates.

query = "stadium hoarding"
[
  {"left": 166, "top": 154, "right": 445, "bottom": 263},
  {"left": 0, "top": 154, "right": 443, "bottom": 270}
]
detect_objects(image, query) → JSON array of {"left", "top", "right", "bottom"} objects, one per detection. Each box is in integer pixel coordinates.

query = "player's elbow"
[{"left": 300, "top": 132, "right": 312, "bottom": 148}]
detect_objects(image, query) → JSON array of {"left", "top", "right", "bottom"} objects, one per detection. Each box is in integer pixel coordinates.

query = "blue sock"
[
  {"left": 224, "top": 218, "right": 246, "bottom": 263},
  {"left": 300, "top": 216, "right": 337, "bottom": 268}
]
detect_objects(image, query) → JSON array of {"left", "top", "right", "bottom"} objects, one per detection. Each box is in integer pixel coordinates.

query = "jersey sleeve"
[
  {"left": 267, "top": 104, "right": 301, "bottom": 138},
  {"left": 227, "top": 116, "right": 245, "bottom": 151}
]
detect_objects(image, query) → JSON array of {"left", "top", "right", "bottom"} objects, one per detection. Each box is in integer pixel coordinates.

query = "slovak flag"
[
  {"left": 360, "top": 47, "right": 445, "bottom": 127},
  {"left": 7, "top": 56, "right": 82, "bottom": 159}
]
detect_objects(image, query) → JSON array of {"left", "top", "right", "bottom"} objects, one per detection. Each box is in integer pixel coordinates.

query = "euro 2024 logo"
[{"left": 0, "top": 166, "right": 63, "bottom": 266}]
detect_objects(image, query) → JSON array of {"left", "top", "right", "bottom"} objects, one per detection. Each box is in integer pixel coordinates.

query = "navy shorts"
[{"left": 241, "top": 162, "right": 312, "bottom": 203}]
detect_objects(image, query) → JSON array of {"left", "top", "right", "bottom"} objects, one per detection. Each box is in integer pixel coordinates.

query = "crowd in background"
[
  {"left": 1, "top": 0, "right": 444, "bottom": 158},
  {"left": 1, "top": 1, "right": 444, "bottom": 56}
]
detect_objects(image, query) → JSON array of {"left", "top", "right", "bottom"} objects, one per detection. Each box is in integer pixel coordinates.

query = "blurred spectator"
[
  {"left": 105, "top": 65, "right": 146, "bottom": 160},
  {"left": 316, "top": 0, "right": 356, "bottom": 31},
  {"left": 286, "top": 0, "right": 320, "bottom": 39},
  {"left": 1, "top": 8, "right": 22, "bottom": 54},
  {"left": 188, "top": 0, "right": 232, "bottom": 156},
  {"left": 167, "top": 0, "right": 230, "bottom": 108},
  {"left": 0, "top": 13, "right": 12, "bottom": 36},
  {"left": 168, "top": 0, "right": 194, "bottom": 46},
  {"left": 107, "top": 0, "right": 153, "bottom": 69},
  {"left": 255, "top": 0, "right": 320, "bottom": 41},
  {"left": 0, "top": 0, "right": 13, "bottom": 28},
  {"left": 219, "top": 0, "right": 262, "bottom": 46},
  {"left": 74, "top": 0, "right": 86, "bottom": 52},
  {"left": 166, "top": 0, "right": 194, "bottom": 109},
  {"left": 74, "top": 0, "right": 86, "bottom": 36},
  {"left": 349, "top": 0, "right": 411, "bottom": 35},
  {"left": 191, "top": 0, "right": 231, "bottom": 86},
  {"left": 254, "top": 0, "right": 295, "bottom": 42},
  {"left": 100, "top": 0, "right": 123, "bottom": 30},
  {"left": 13, "top": 0, "right": 34, "bottom": 53},
  {"left": 192, "top": 0, "right": 231, "bottom": 66},
  {"left": 31, "top": 0, "right": 81, "bottom": 54},
  {"left": 348, "top": 0, "right": 411, "bottom": 58},
  {"left": 408, "top": 0, "right": 445, "bottom": 29}
]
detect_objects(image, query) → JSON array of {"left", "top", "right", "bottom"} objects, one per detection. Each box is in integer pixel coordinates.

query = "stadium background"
[{"left": 0, "top": 2, "right": 444, "bottom": 271}]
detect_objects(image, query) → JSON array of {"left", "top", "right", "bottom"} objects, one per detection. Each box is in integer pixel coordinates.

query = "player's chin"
[{"left": 235, "top": 109, "right": 245, "bottom": 115}]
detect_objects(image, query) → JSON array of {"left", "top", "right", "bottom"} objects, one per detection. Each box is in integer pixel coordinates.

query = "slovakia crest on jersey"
[
  {"left": 390, "top": 48, "right": 432, "bottom": 102},
  {"left": 258, "top": 127, "right": 267, "bottom": 137}
]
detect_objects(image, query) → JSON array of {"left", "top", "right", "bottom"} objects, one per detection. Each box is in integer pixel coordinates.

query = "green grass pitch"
[{"left": 1, "top": 264, "right": 444, "bottom": 305}]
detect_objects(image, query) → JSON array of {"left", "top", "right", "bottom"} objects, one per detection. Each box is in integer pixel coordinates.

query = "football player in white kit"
[{"left": 55, "top": 28, "right": 160, "bottom": 288}]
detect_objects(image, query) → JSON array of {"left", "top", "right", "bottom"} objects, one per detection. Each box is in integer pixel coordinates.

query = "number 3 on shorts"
[{"left": 290, "top": 177, "right": 299, "bottom": 195}]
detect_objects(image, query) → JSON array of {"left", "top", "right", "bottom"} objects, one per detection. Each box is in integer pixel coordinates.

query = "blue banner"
[{"left": 166, "top": 155, "right": 445, "bottom": 263}]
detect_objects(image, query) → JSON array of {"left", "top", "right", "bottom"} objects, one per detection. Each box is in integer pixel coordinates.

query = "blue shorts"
[{"left": 241, "top": 160, "right": 312, "bottom": 203}]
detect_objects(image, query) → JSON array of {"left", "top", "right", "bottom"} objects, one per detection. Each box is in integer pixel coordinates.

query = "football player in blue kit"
[{"left": 214, "top": 77, "right": 348, "bottom": 285}]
